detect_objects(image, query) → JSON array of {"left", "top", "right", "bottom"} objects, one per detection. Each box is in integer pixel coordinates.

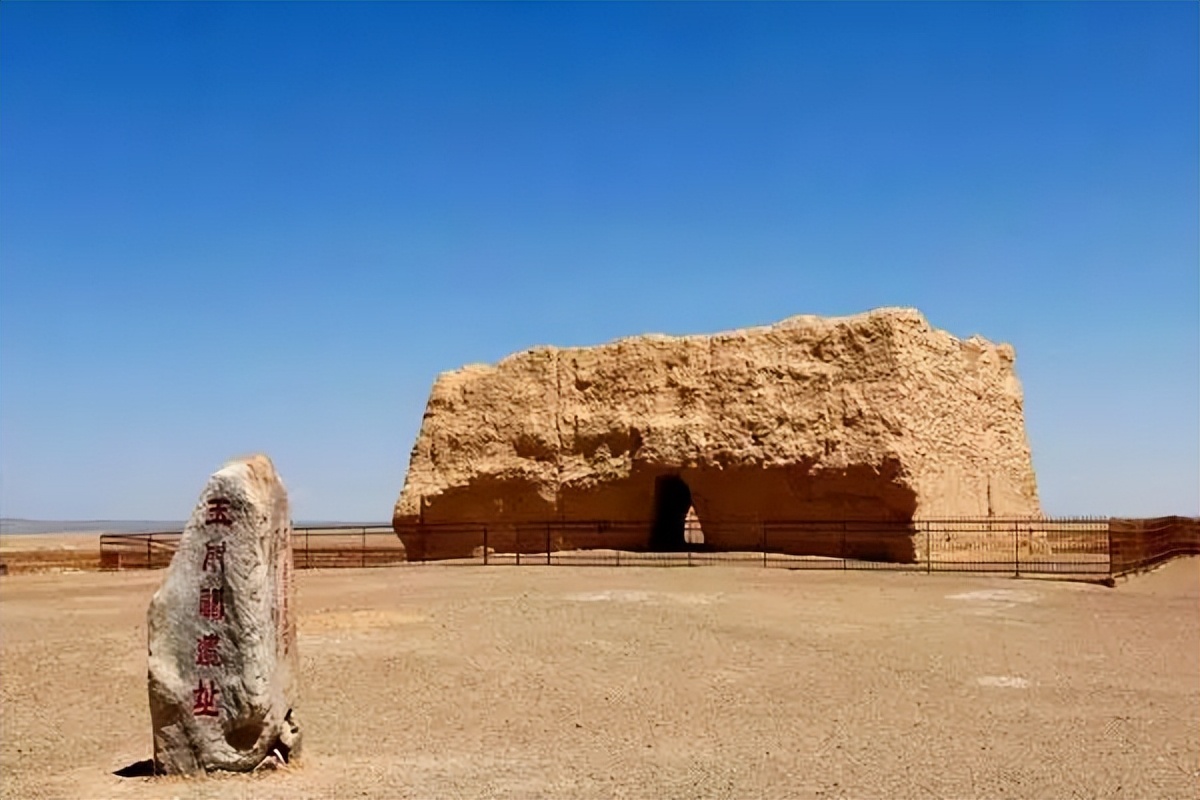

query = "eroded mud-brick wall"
[{"left": 395, "top": 308, "right": 1041, "bottom": 560}]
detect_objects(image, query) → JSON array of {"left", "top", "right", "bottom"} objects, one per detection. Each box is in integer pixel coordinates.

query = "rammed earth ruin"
[{"left": 393, "top": 308, "right": 1041, "bottom": 561}]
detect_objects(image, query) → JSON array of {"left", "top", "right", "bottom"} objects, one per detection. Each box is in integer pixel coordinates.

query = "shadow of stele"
[{"left": 113, "top": 759, "right": 156, "bottom": 778}]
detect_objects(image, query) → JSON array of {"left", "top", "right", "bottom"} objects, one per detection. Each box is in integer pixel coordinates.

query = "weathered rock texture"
[
  {"left": 394, "top": 308, "right": 1040, "bottom": 560},
  {"left": 148, "top": 455, "right": 300, "bottom": 775}
]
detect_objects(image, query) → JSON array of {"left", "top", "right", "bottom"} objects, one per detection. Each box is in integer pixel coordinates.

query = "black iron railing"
[{"left": 97, "top": 516, "right": 1200, "bottom": 580}]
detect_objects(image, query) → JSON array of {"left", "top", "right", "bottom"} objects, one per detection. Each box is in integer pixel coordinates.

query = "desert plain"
[{"left": 1, "top": 554, "right": 1197, "bottom": 799}]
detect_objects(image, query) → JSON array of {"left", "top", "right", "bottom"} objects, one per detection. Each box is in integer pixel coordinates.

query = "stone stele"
[
  {"left": 393, "top": 308, "right": 1041, "bottom": 561},
  {"left": 147, "top": 454, "right": 300, "bottom": 775}
]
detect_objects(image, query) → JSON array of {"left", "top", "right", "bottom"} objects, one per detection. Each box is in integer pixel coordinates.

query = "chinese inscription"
[
  {"left": 202, "top": 542, "right": 225, "bottom": 572},
  {"left": 274, "top": 531, "right": 293, "bottom": 656},
  {"left": 194, "top": 498, "right": 231, "bottom": 718},
  {"left": 192, "top": 679, "right": 219, "bottom": 717},
  {"left": 196, "top": 634, "right": 221, "bottom": 667},
  {"left": 199, "top": 588, "right": 225, "bottom": 621},
  {"left": 205, "top": 498, "right": 234, "bottom": 526}
]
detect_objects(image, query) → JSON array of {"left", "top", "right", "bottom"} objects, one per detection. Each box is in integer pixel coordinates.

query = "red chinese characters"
[
  {"left": 205, "top": 498, "right": 234, "bottom": 526},
  {"left": 193, "top": 679, "right": 219, "bottom": 716},
  {"left": 194, "top": 516, "right": 229, "bottom": 719},
  {"left": 202, "top": 542, "right": 225, "bottom": 573},
  {"left": 195, "top": 633, "right": 221, "bottom": 666},
  {"left": 278, "top": 553, "right": 292, "bottom": 655},
  {"left": 199, "top": 588, "right": 224, "bottom": 621}
]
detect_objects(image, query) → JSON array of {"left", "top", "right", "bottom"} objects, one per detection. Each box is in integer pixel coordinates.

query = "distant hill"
[{"left": 0, "top": 519, "right": 386, "bottom": 535}]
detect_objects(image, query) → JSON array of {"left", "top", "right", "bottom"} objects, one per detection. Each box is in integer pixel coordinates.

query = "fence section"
[
  {"left": 398, "top": 517, "right": 1117, "bottom": 575},
  {"left": 98, "top": 517, "right": 1197, "bottom": 579},
  {"left": 99, "top": 532, "right": 182, "bottom": 570},
  {"left": 1108, "top": 516, "right": 1200, "bottom": 577},
  {"left": 293, "top": 526, "right": 406, "bottom": 569},
  {"left": 99, "top": 527, "right": 402, "bottom": 571},
  {"left": 922, "top": 517, "right": 1110, "bottom": 576}
]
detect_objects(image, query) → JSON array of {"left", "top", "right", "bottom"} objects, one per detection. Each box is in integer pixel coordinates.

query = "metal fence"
[
  {"left": 99, "top": 531, "right": 185, "bottom": 570},
  {"left": 1108, "top": 516, "right": 1200, "bottom": 576},
  {"left": 99, "top": 526, "right": 403, "bottom": 571},
  {"left": 393, "top": 517, "right": 1117, "bottom": 577},
  {"left": 97, "top": 516, "right": 1200, "bottom": 580}
]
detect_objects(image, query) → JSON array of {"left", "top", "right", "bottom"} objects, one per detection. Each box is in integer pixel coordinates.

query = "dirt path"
[{"left": 2, "top": 559, "right": 1197, "bottom": 799}]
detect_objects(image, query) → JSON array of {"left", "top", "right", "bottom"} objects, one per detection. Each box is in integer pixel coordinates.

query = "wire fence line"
[{"left": 97, "top": 516, "right": 1199, "bottom": 581}]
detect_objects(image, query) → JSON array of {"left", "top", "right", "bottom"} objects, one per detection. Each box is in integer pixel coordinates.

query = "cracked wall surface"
[{"left": 394, "top": 308, "right": 1040, "bottom": 556}]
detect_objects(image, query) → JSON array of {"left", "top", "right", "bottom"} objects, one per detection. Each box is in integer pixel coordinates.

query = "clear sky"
[{"left": 1, "top": 2, "right": 1196, "bottom": 521}]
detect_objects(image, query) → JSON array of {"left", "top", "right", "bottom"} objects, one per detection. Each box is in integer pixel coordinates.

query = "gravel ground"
[{"left": 2, "top": 559, "right": 1197, "bottom": 799}]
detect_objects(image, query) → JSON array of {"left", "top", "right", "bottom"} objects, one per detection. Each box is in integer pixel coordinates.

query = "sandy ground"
[{"left": 1, "top": 560, "right": 1198, "bottom": 800}]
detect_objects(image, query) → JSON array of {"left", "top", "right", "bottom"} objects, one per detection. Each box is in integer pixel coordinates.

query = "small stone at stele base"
[{"left": 147, "top": 454, "right": 301, "bottom": 775}]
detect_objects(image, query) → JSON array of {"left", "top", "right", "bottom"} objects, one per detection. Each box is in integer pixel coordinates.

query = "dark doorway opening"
[{"left": 651, "top": 475, "right": 692, "bottom": 551}]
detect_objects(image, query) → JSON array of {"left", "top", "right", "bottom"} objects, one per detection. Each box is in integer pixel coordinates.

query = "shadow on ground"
[{"left": 113, "top": 759, "right": 155, "bottom": 778}]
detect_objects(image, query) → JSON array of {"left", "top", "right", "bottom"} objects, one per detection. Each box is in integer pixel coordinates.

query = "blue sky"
[{"left": 1, "top": 2, "right": 1196, "bottom": 521}]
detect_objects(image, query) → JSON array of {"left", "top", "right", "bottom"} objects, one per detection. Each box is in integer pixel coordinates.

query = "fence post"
[
  {"left": 483, "top": 526, "right": 489, "bottom": 565},
  {"left": 516, "top": 525, "right": 521, "bottom": 566},
  {"left": 1013, "top": 521, "right": 1020, "bottom": 578},
  {"left": 147, "top": 534, "right": 153, "bottom": 569},
  {"left": 762, "top": 522, "right": 767, "bottom": 568},
  {"left": 305, "top": 527, "right": 310, "bottom": 569},
  {"left": 1106, "top": 518, "right": 1114, "bottom": 579},
  {"left": 842, "top": 521, "right": 848, "bottom": 570},
  {"left": 546, "top": 523, "right": 551, "bottom": 566},
  {"left": 925, "top": 522, "right": 931, "bottom": 574}
]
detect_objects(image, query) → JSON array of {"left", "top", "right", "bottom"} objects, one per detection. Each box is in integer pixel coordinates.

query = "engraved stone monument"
[{"left": 147, "top": 454, "right": 300, "bottom": 774}]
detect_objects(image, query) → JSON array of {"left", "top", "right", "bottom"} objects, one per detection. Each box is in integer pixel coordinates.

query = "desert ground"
[
  {"left": 0, "top": 533, "right": 104, "bottom": 572},
  {"left": 2, "top": 558, "right": 1197, "bottom": 799}
]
